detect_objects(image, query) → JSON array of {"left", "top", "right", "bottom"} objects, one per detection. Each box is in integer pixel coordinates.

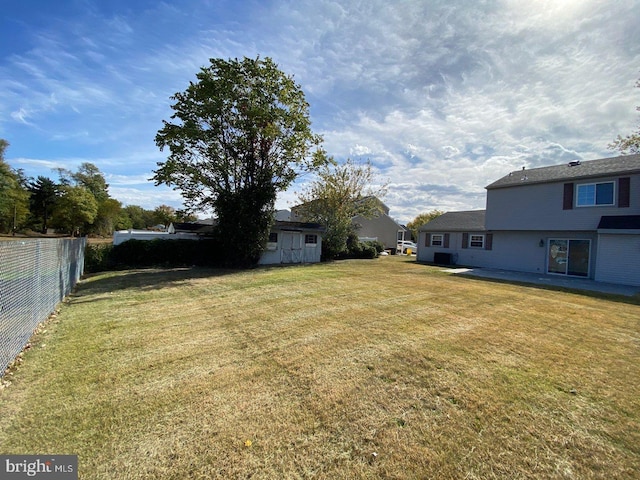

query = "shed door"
[{"left": 281, "top": 233, "right": 303, "bottom": 264}]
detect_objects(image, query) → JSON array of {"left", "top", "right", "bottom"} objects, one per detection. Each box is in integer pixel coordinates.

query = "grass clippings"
[{"left": 0, "top": 257, "right": 638, "bottom": 479}]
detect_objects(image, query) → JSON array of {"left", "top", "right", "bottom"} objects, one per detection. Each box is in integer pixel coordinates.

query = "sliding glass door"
[{"left": 548, "top": 239, "right": 590, "bottom": 277}]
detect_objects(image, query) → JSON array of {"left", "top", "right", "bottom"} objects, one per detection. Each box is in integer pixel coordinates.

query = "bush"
[
  {"left": 334, "top": 233, "right": 379, "bottom": 260},
  {"left": 84, "top": 243, "right": 115, "bottom": 273},
  {"left": 84, "top": 238, "right": 227, "bottom": 272}
]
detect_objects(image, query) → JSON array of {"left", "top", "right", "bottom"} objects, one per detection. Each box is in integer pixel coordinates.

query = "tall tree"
[
  {"left": 70, "top": 162, "right": 110, "bottom": 202},
  {"left": 153, "top": 56, "right": 325, "bottom": 266},
  {"left": 406, "top": 210, "right": 445, "bottom": 242},
  {"left": 51, "top": 185, "right": 98, "bottom": 236},
  {"left": 0, "top": 140, "right": 30, "bottom": 234},
  {"left": 94, "top": 198, "right": 127, "bottom": 235},
  {"left": 56, "top": 162, "right": 111, "bottom": 235},
  {"left": 609, "top": 77, "right": 640, "bottom": 154},
  {"left": 296, "top": 157, "right": 386, "bottom": 260},
  {"left": 28, "top": 176, "right": 59, "bottom": 233}
]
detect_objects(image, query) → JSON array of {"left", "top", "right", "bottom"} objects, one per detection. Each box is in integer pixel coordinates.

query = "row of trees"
[{"left": 0, "top": 141, "right": 195, "bottom": 236}]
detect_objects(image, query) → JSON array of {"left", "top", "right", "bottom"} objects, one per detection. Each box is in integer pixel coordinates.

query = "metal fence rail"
[{"left": 0, "top": 238, "right": 86, "bottom": 376}]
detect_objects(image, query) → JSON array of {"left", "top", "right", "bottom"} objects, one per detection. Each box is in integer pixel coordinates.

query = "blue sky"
[{"left": 1, "top": 0, "right": 639, "bottom": 223}]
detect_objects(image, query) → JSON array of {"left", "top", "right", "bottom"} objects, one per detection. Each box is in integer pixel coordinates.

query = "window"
[
  {"left": 266, "top": 232, "right": 278, "bottom": 250},
  {"left": 469, "top": 235, "right": 485, "bottom": 248},
  {"left": 431, "top": 234, "right": 444, "bottom": 247},
  {"left": 305, "top": 234, "right": 317, "bottom": 245},
  {"left": 576, "top": 182, "right": 614, "bottom": 207}
]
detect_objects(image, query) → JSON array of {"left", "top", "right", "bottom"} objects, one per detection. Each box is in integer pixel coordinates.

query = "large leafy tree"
[
  {"left": 609, "top": 77, "right": 640, "bottom": 154},
  {"left": 0, "top": 140, "right": 30, "bottom": 234},
  {"left": 70, "top": 162, "right": 110, "bottom": 202},
  {"left": 123, "top": 205, "right": 155, "bottom": 230},
  {"left": 295, "top": 157, "right": 386, "bottom": 260},
  {"left": 94, "top": 198, "right": 129, "bottom": 235},
  {"left": 51, "top": 185, "right": 98, "bottom": 236},
  {"left": 56, "top": 162, "right": 114, "bottom": 235},
  {"left": 153, "top": 56, "right": 324, "bottom": 266}
]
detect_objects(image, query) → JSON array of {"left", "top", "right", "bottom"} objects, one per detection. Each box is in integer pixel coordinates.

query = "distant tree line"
[{"left": 0, "top": 140, "right": 196, "bottom": 236}]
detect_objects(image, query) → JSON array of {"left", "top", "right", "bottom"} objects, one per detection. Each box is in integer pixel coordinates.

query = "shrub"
[
  {"left": 334, "top": 233, "right": 379, "bottom": 260},
  {"left": 84, "top": 243, "right": 115, "bottom": 273},
  {"left": 85, "top": 238, "right": 227, "bottom": 272}
]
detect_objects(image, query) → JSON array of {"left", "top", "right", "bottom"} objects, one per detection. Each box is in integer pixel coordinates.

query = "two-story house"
[
  {"left": 291, "top": 196, "right": 408, "bottom": 253},
  {"left": 417, "top": 154, "right": 640, "bottom": 286}
]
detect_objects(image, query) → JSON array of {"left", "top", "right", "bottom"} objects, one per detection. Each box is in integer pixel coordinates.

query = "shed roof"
[
  {"left": 486, "top": 154, "right": 640, "bottom": 190},
  {"left": 419, "top": 210, "right": 486, "bottom": 232}
]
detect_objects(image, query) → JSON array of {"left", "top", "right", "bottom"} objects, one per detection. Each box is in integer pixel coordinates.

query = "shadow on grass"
[
  {"left": 451, "top": 271, "right": 640, "bottom": 307},
  {"left": 71, "top": 267, "right": 238, "bottom": 299}
]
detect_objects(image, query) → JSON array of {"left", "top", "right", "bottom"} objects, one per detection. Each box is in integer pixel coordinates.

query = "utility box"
[{"left": 434, "top": 252, "right": 453, "bottom": 265}]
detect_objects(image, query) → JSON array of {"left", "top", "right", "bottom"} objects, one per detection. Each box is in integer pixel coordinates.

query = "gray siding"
[
  {"left": 595, "top": 234, "right": 640, "bottom": 286},
  {"left": 419, "top": 230, "right": 599, "bottom": 278},
  {"left": 258, "top": 230, "right": 322, "bottom": 265},
  {"left": 353, "top": 213, "right": 406, "bottom": 249},
  {"left": 417, "top": 231, "right": 496, "bottom": 267},
  {"left": 486, "top": 173, "right": 640, "bottom": 231}
]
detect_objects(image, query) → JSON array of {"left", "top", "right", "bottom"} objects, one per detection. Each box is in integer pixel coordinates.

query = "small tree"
[
  {"left": 406, "top": 210, "right": 445, "bottom": 241},
  {"left": 296, "top": 157, "right": 386, "bottom": 260},
  {"left": 152, "top": 204, "right": 178, "bottom": 227},
  {"left": 609, "top": 76, "right": 640, "bottom": 154},
  {"left": 153, "top": 56, "right": 324, "bottom": 266}
]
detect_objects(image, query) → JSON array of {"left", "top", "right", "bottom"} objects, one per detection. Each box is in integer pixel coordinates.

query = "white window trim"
[
  {"left": 431, "top": 234, "right": 444, "bottom": 247},
  {"left": 305, "top": 234, "right": 318, "bottom": 246},
  {"left": 576, "top": 181, "right": 615, "bottom": 207},
  {"left": 469, "top": 234, "right": 485, "bottom": 249}
]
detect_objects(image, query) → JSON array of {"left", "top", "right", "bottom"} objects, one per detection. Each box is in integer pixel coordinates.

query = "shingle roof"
[
  {"left": 419, "top": 210, "right": 486, "bottom": 232},
  {"left": 597, "top": 215, "right": 640, "bottom": 230},
  {"left": 486, "top": 154, "right": 640, "bottom": 190}
]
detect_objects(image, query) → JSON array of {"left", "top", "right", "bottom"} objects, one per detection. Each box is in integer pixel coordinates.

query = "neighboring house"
[
  {"left": 291, "top": 197, "right": 408, "bottom": 253},
  {"left": 418, "top": 154, "right": 640, "bottom": 287},
  {"left": 114, "top": 219, "right": 324, "bottom": 265},
  {"left": 352, "top": 198, "right": 409, "bottom": 252}
]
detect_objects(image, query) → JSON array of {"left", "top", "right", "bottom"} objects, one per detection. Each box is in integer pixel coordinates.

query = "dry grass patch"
[{"left": 1, "top": 257, "right": 639, "bottom": 479}]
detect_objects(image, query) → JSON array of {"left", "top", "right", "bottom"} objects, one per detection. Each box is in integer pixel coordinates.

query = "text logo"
[{"left": 1, "top": 455, "right": 77, "bottom": 479}]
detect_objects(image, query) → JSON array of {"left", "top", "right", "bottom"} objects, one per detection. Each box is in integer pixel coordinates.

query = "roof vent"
[{"left": 568, "top": 160, "right": 581, "bottom": 167}]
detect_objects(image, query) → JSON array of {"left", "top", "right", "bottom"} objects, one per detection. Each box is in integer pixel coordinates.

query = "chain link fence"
[{"left": 0, "top": 238, "right": 86, "bottom": 376}]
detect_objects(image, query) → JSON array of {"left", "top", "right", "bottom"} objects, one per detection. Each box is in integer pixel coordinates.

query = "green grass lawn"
[{"left": 1, "top": 257, "right": 639, "bottom": 479}]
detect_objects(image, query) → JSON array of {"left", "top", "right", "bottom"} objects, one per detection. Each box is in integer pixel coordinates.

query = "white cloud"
[{"left": 1, "top": 0, "right": 639, "bottom": 225}]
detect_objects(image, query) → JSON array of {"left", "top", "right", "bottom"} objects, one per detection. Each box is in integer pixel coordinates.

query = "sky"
[{"left": 1, "top": 0, "right": 639, "bottom": 224}]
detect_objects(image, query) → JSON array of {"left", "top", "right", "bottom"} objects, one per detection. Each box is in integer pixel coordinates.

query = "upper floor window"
[{"left": 576, "top": 182, "right": 614, "bottom": 207}]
